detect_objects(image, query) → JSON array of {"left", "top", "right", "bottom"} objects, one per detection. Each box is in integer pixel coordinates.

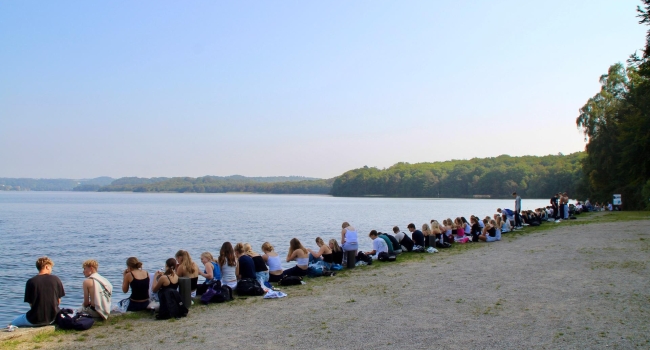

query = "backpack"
[
  {"left": 56, "top": 309, "right": 94, "bottom": 331},
  {"left": 355, "top": 252, "right": 373, "bottom": 265},
  {"left": 436, "top": 241, "right": 452, "bottom": 249},
  {"left": 377, "top": 252, "right": 390, "bottom": 261},
  {"left": 400, "top": 233, "right": 414, "bottom": 252},
  {"left": 236, "top": 278, "right": 265, "bottom": 296},
  {"left": 157, "top": 288, "right": 189, "bottom": 320},
  {"left": 279, "top": 275, "right": 303, "bottom": 286},
  {"left": 200, "top": 281, "right": 233, "bottom": 304}
]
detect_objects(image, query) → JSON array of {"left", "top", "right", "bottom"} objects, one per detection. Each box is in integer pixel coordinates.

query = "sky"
[{"left": 0, "top": 0, "right": 647, "bottom": 179}]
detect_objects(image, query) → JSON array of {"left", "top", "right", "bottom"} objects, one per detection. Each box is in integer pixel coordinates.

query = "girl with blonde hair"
[
  {"left": 307, "top": 237, "right": 334, "bottom": 269},
  {"left": 261, "top": 242, "right": 283, "bottom": 283},
  {"left": 174, "top": 250, "right": 199, "bottom": 294},
  {"left": 329, "top": 239, "right": 343, "bottom": 265},
  {"left": 244, "top": 243, "right": 269, "bottom": 285},
  {"left": 196, "top": 252, "right": 221, "bottom": 295}
]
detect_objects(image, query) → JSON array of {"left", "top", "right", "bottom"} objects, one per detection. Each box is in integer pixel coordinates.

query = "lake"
[{"left": 0, "top": 191, "right": 552, "bottom": 324}]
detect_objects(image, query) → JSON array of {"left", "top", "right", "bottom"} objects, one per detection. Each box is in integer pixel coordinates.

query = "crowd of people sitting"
[{"left": 12, "top": 191, "right": 594, "bottom": 327}]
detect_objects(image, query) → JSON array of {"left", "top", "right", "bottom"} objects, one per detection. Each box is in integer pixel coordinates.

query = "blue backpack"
[{"left": 56, "top": 309, "right": 94, "bottom": 330}]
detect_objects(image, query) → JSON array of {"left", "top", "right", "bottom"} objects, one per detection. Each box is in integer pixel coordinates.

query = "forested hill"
[
  {"left": 98, "top": 175, "right": 332, "bottom": 194},
  {"left": 330, "top": 153, "right": 585, "bottom": 198},
  {"left": 0, "top": 177, "right": 114, "bottom": 191}
]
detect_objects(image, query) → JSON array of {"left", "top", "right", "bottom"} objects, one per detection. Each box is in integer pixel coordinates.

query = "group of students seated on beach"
[{"left": 11, "top": 208, "right": 532, "bottom": 327}]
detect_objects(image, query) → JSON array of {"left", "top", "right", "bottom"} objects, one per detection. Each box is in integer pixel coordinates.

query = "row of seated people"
[{"left": 12, "top": 213, "right": 529, "bottom": 327}]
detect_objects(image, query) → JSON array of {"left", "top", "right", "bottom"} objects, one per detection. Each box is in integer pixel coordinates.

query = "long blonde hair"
[
  {"left": 422, "top": 223, "right": 432, "bottom": 236},
  {"left": 329, "top": 239, "right": 342, "bottom": 252},
  {"left": 175, "top": 250, "right": 196, "bottom": 275},
  {"left": 430, "top": 221, "right": 441, "bottom": 234},
  {"left": 289, "top": 238, "right": 308, "bottom": 255},
  {"left": 200, "top": 252, "right": 217, "bottom": 263}
]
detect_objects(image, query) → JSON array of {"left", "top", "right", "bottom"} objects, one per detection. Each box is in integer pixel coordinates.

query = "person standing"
[
  {"left": 12, "top": 256, "right": 65, "bottom": 327},
  {"left": 513, "top": 192, "right": 523, "bottom": 229},
  {"left": 551, "top": 193, "right": 560, "bottom": 221},
  {"left": 81, "top": 259, "right": 113, "bottom": 320}
]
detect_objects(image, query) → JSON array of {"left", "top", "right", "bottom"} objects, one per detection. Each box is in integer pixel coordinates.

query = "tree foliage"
[
  {"left": 577, "top": 1, "right": 650, "bottom": 209},
  {"left": 330, "top": 153, "right": 584, "bottom": 198}
]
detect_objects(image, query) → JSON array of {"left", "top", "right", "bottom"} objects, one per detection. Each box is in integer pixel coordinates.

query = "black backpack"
[
  {"left": 157, "top": 288, "right": 189, "bottom": 320},
  {"left": 56, "top": 309, "right": 94, "bottom": 330},
  {"left": 236, "top": 278, "right": 265, "bottom": 296},
  {"left": 400, "top": 232, "right": 414, "bottom": 252},
  {"left": 279, "top": 275, "right": 303, "bottom": 286},
  {"left": 200, "top": 281, "right": 233, "bottom": 304},
  {"left": 355, "top": 252, "right": 373, "bottom": 265}
]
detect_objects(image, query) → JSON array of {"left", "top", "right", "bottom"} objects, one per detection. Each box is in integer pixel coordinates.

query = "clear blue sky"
[{"left": 1, "top": 0, "right": 646, "bottom": 179}]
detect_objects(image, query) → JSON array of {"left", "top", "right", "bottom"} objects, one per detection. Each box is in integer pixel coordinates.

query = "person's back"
[
  {"left": 13, "top": 257, "right": 65, "bottom": 327},
  {"left": 238, "top": 255, "right": 256, "bottom": 280},
  {"left": 378, "top": 234, "right": 394, "bottom": 253},
  {"left": 81, "top": 259, "right": 113, "bottom": 320}
]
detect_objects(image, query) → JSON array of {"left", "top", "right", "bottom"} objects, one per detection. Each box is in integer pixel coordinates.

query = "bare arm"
[
  {"left": 286, "top": 250, "right": 297, "bottom": 262},
  {"left": 121, "top": 270, "right": 131, "bottom": 294},
  {"left": 341, "top": 229, "right": 346, "bottom": 244},
  {"left": 200, "top": 262, "right": 214, "bottom": 280},
  {"left": 82, "top": 279, "right": 92, "bottom": 307},
  {"left": 310, "top": 245, "right": 327, "bottom": 258},
  {"left": 151, "top": 273, "right": 166, "bottom": 293}
]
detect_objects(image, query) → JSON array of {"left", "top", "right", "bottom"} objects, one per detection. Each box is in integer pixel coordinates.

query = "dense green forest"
[
  {"left": 0, "top": 177, "right": 113, "bottom": 191},
  {"left": 98, "top": 176, "right": 332, "bottom": 194},
  {"left": 576, "top": 1, "right": 650, "bottom": 210},
  {"left": 330, "top": 153, "right": 584, "bottom": 198}
]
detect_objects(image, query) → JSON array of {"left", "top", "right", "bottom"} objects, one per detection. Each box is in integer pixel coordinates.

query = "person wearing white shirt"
[{"left": 364, "top": 230, "right": 388, "bottom": 260}]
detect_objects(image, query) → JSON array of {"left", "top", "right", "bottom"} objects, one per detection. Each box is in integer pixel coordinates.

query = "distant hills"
[{"left": 0, "top": 153, "right": 586, "bottom": 198}]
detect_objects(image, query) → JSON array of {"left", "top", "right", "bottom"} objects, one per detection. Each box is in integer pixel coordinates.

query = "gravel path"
[{"left": 17, "top": 220, "right": 650, "bottom": 349}]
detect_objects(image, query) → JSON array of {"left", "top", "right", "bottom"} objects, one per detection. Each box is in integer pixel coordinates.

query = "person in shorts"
[{"left": 12, "top": 256, "right": 65, "bottom": 327}]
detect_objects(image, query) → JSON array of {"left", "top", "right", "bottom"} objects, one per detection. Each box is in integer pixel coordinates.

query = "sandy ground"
[{"left": 10, "top": 219, "right": 650, "bottom": 349}]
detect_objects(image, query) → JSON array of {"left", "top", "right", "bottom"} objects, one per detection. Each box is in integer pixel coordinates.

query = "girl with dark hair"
[
  {"left": 218, "top": 242, "right": 238, "bottom": 289},
  {"left": 152, "top": 258, "right": 179, "bottom": 292},
  {"left": 121, "top": 257, "right": 150, "bottom": 311},
  {"left": 284, "top": 238, "right": 309, "bottom": 277}
]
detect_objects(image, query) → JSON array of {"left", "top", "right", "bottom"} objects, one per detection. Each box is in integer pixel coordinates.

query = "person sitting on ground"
[
  {"left": 443, "top": 218, "right": 454, "bottom": 244},
  {"left": 430, "top": 220, "right": 442, "bottom": 246},
  {"left": 363, "top": 230, "right": 388, "bottom": 260},
  {"left": 393, "top": 226, "right": 414, "bottom": 252},
  {"left": 474, "top": 215, "right": 486, "bottom": 229},
  {"left": 261, "top": 242, "right": 284, "bottom": 283},
  {"left": 408, "top": 223, "right": 425, "bottom": 248},
  {"left": 490, "top": 219, "right": 502, "bottom": 241},
  {"left": 284, "top": 238, "right": 309, "bottom": 277},
  {"left": 469, "top": 216, "right": 482, "bottom": 241},
  {"left": 196, "top": 252, "right": 221, "bottom": 295},
  {"left": 329, "top": 239, "right": 344, "bottom": 265},
  {"left": 80, "top": 259, "right": 113, "bottom": 320},
  {"left": 378, "top": 232, "right": 395, "bottom": 254},
  {"left": 461, "top": 217, "right": 472, "bottom": 235},
  {"left": 244, "top": 243, "right": 269, "bottom": 285},
  {"left": 496, "top": 208, "right": 515, "bottom": 227},
  {"left": 234, "top": 243, "right": 257, "bottom": 281},
  {"left": 479, "top": 220, "right": 499, "bottom": 242},
  {"left": 12, "top": 256, "right": 65, "bottom": 327},
  {"left": 308, "top": 237, "right": 334, "bottom": 268},
  {"left": 175, "top": 250, "right": 199, "bottom": 295},
  {"left": 340, "top": 221, "right": 359, "bottom": 253},
  {"left": 219, "top": 242, "right": 239, "bottom": 289},
  {"left": 453, "top": 218, "right": 467, "bottom": 242},
  {"left": 121, "top": 257, "right": 150, "bottom": 311},
  {"left": 381, "top": 231, "right": 402, "bottom": 253},
  {"left": 152, "top": 258, "right": 179, "bottom": 292},
  {"left": 496, "top": 216, "right": 509, "bottom": 233}
]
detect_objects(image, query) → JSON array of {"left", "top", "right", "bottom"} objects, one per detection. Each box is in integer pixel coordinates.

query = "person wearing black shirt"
[
  {"left": 234, "top": 243, "right": 257, "bottom": 280},
  {"left": 12, "top": 256, "right": 65, "bottom": 327},
  {"left": 407, "top": 223, "right": 425, "bottom": 247},
  {"left": 551, "top": 194, "right": 559, "bottom": 220}
]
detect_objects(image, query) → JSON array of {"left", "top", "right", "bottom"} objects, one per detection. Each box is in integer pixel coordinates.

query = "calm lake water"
[{"left": 0, "top": 191, "right": 551, "bottom": 324}]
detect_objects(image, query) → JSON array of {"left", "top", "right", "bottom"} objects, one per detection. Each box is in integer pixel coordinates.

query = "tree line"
[
  {"left": 330, "top": 153, "right": 584, "bottom": 199},
  {"left": 97, "top": 176, "right": 333, "bottom": 194},
  {"left": 576, "top": 1, "right": 650, "bottom": 210}
]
